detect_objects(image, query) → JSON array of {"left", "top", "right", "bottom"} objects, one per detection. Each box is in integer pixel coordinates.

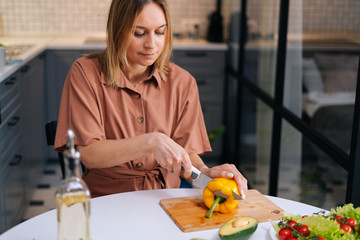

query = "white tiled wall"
[
  {"left": 246, "top": 0, "right": 360, "bottom": 36},
  {"left": 0, "top": 0, "right": 111, "bottom": 34},
  {"left": 0, "top": 0, "right": 359, "bottom": 37},
  {"left": 302, "top": 0, "right": 360, "bottom": 34},
  {"left": 0, "top": 0, "right": 236, "bottom": 38}
]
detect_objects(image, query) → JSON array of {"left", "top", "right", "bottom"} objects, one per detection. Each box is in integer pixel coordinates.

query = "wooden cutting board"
[{"left": 159, "top": 189, "right": 284, "bottom": 232}]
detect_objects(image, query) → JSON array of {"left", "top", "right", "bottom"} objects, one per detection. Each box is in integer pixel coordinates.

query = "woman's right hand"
[{"left": 150, "top": 132, "right": 192, "bottom": 178}]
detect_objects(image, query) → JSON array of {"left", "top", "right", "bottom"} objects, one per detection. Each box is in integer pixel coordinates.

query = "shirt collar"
[
  {"left": 149, "top": 67, "right": 163, "bottom": 89},
  {"left": 100, "top": 66, "right": 163, "bottom": 89}
]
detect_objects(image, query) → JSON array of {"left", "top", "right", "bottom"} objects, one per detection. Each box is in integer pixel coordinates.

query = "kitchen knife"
[{"left": 187, "top": 166, "right": 244, "bottom": 200}]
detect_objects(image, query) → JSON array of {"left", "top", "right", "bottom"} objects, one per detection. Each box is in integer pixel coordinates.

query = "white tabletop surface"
[{"left": 0, "top": 188, "right": 325, "bottom": 240}]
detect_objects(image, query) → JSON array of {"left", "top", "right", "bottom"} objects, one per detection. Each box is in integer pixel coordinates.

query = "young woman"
[{"left": 54, "top": 0, "right": 248, "bottom": 198}]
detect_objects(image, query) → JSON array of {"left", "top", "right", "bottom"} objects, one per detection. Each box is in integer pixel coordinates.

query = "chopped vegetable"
[{"left": 203, "top": 178, "right": 240, "bottom": 218}]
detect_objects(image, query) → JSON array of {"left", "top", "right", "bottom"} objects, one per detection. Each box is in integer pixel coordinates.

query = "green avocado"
[{"left": 218, "top": 216, "right": 258, "bottom": 240}]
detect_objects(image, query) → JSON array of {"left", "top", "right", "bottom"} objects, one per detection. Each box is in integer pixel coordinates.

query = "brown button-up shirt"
[{"left": 54, "top": 56, "right": 211, "bottom": 197}]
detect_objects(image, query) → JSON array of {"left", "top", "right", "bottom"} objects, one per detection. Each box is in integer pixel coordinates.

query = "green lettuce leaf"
[
  {"left": 272, "top": 204, "right": 360, "bottom": 240},
  {"left": 330, "top": 203, "right": 360, "bottom": 224}
]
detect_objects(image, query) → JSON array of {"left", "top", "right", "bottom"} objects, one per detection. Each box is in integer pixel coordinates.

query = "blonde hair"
[{"left": 89, "top": 0, "right": 173, "bottom": 88}]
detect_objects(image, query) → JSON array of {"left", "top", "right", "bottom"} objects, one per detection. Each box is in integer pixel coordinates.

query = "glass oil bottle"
[{"left": 56, "top": 129, "right": 91, "bottom": 240}]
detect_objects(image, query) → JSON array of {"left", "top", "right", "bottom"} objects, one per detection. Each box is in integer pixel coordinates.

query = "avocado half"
[{"left": 218, "top": 216, "right": 258, "bottom": 240}]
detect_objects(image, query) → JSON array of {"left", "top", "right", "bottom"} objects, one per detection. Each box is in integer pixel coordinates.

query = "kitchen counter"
[
  {"left": 0, "top": 36, "right": 48, "bottom": 82},
  {"left": 0, "top": 34, "right": 228, "bottom": 83}
]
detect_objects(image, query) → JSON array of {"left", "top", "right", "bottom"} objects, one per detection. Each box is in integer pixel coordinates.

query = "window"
[{"left": 225, "top": 0, "right": 360, "bottom": 208}]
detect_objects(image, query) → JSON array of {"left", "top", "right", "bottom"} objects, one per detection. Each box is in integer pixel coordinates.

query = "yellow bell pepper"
[{"left": 203, "top": 177, "right": 241, "bottom": 218}]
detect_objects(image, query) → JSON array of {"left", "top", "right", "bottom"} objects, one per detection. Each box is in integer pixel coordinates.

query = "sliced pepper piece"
[{"left": 203, "top": 177, "right": 241, "bottom": 218}]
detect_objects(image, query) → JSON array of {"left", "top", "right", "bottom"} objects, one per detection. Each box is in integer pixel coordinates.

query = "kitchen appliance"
[
  {"left": 159, "top": 189, "right": 284, "bottom": 232},
  {"left": 207, "top": 0, "right": 223, "bottom": 42}
]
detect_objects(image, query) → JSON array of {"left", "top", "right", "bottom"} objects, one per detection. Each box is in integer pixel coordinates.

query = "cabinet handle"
[
  {"left": 21, "top": 65, "right": 31, "bottom": 73},
  {"left": 185, "top": 51, "right": 207, "bottom": 57},
  {"left": 8, "top": 116, "right": 20, "bottom": 126},
  {"left": 5, "top": 76, "right": 17, "bottom": 85},
  {"left": 9, "top": 155, "right": 22, "bottom": 166}
]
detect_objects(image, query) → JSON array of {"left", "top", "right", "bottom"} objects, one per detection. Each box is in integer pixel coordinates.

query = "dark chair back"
[{"left": 45, "top": 120, "right": 85, "bottom": 179}]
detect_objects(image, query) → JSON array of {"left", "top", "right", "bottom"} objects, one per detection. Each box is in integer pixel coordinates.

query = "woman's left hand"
[{"left": 200, "top": 164, "right": 248, "bottom": 199}]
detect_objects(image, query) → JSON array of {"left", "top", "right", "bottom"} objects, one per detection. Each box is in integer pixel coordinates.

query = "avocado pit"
[
  {"left": 232, "top": 218, "right": 249, "bottom": 228},
  {"left": 219, "top": 216, "right": 258, "bottom": 240}
]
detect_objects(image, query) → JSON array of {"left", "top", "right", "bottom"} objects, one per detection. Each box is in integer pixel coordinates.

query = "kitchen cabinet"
[
  {"left": 45, "top": 50, "right": 79, "bottom": 121},
  {"left": 45, "top": 49, "right": 226, "bottom": 163},
  {"left": 0, "top": 54, "right": 46, "bottom": 233},
  {"left": 0, "top": 71, "right": 25, "bottom": 232},
  {"left": 20, "top": 55, "right": 46, "bottom": 201},
  {"left": 0, "top": 207, "right": 2, "bottom": 234},
  {"left": 2, "top": 141, "right": 25, "bottom": 231}
]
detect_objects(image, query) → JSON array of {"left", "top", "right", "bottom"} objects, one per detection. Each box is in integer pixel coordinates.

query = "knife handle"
[
  {"left": 181, "top": 165, "right": 201, "bottom": 180},
  {"left": 191, "top": 166, "right": 201, "bottom": 180}
]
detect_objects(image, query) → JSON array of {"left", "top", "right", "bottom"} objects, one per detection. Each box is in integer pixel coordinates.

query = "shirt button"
[
  {"left": 137, "top": 116, "right": 144, "bottom": 123},
  {"left": 134, "top": 93, "right": 141, "bottom": 99},
  {"left": 135, "top": 162, "right": 143, "bottom": 168}
]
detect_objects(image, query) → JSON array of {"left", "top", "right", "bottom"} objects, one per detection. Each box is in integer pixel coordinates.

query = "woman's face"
[{"left": 126, "top": 2, "right": 167, "bottom": 70}]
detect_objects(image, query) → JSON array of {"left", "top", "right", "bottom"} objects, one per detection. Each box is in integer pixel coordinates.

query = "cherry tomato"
[
  {"left": 340, "top": 224, "right": 353, "bottom": 234},
  {"left": 293, "top": 224, "right": 300, "bottom": 231},
  {"left": 334, "top": 215, "right": 344, "bottom": 225},
  {"left": 286, "top": 237, "right": 298, "bottom": 240},
  {"left": 278, "top": 228, "right": 292, "bottom": 240},
  {"left": 317, "top": 237, "right": 326, "bottom": 240},
  {"left": 345, "top": 217, "right": 357, "bottom": 229},
  {"left": 334, "top": 215, "right": 344, "bottom": 222},
  {"left": 297, "top": 225, "right": 310, "bottom": 237},
  {"left": 287, "top": 220, "right": 297, "bottom": 228}
]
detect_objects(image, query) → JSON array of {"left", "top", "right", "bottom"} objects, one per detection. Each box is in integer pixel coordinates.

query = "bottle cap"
[{"left": 64, "top": 129, "right": 80, "bottom": 160}]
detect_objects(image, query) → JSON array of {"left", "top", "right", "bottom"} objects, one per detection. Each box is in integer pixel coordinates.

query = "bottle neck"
[{"left": 64, "top": 156, "right": 82, "bottom": 179}]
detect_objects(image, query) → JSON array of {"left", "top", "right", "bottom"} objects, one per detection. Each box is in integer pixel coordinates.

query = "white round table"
[{"left": 0, "top": 189, "right": 325, "bottom": 240}]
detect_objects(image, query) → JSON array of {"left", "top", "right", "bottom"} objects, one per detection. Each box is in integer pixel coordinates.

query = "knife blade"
[{"left": 187, "top": 166, "right": 243, "bottom": 200}]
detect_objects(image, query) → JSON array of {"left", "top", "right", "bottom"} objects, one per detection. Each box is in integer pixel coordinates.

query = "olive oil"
[
  {"left": 56, "top": 129, "right": 91, "bottom": 240},
  {"left": 56, "top": 193, "right": 90, "bottom": 240}
]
